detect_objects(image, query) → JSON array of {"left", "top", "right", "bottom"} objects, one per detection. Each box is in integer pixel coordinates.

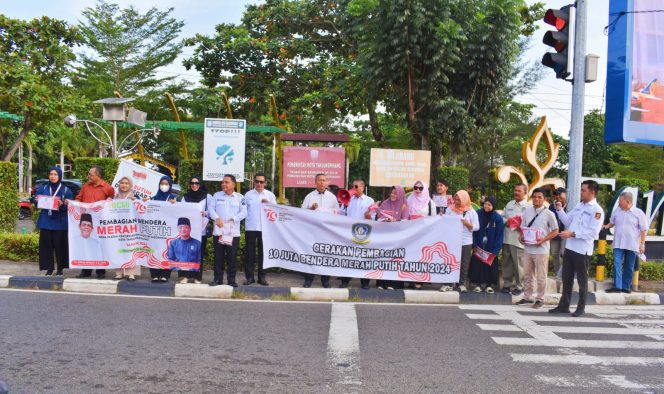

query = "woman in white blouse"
[{"left": 444, "top": 190, "right": 479, "bottom": 293}]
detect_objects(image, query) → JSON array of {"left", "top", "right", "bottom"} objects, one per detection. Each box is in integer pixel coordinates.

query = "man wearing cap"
[
  {"left": 341, "top": 179, "right": 374, "bottom": 289},
  {"left": 168, "top": 217, "right": 202, "bottom": 275},
  {"left": 549, "top": 187, "right": 567, "bottom": 279},
  {"left": 301, "top": 173, "right": 337, "bottom": 288},
  {"left": 70, "top": 213, "right": 102, "bottom": 263},
  {"left": 603, "top": 191, "right": 648, "bottom": 294},
  {"left": 550, "top": 180, "right": 604, "bottom": 317}
]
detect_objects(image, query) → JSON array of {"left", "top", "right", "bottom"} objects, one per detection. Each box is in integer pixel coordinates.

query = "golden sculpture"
[{"left": 495, "top": 116, "right": 565, "bottom": 196}]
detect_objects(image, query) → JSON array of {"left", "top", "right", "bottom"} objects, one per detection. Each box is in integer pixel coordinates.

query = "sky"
[{"left": 4, "top": 0, "right": 609, "bottom": 138}]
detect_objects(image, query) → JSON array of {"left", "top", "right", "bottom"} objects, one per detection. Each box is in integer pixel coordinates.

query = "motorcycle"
[{"left": 18, "top": 199, "right": 32, "bottom": 220}]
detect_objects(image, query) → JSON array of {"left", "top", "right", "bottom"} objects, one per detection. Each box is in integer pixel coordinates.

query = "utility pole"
[{"left": 566, "top": 0, "right": 587, "bottom": 207}]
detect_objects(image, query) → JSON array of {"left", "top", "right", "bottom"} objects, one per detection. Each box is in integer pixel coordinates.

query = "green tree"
[
  {"left": 0, "top": 15, "right": 83, "bottom": 161},
  {"left": 582, "top": 110, "right": 617, "bottom": 177}
]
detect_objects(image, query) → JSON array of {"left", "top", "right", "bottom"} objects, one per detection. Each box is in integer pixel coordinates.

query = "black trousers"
[
  {"left": 149, "top": 268, "right": 171, "bottom": 280},
  {"left": 81, "top": 269, "right": 106, "bottom": 277},
  {"left": 39, "top": 229, "right": 69, "bottom": 272},
  {"left": 244, "top": 231, "right": 266, "bottom": 281},
  {"left": 303, "top": 274, "right": 330, "bottom": 287},
  {"left": 179, "top": 235, "right": 208, "bottom": 281},
  {"left": 558, "top": 249, "right": 590, "bottom": 311},
  {"left": 214, "top": 236, "right": 239, "bottom": 284}
]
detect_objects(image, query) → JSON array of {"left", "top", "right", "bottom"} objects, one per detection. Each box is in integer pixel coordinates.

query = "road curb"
[
  {"left": 349, "top": 288, "right": 405, "bottom": 303},
  {"left": 0, "top": 275, "right": 11, "bottom": 288},
  {"left": 175, "top": 283, "right": 233, "bottom": 299},
  {"left": 9, "top": 276, "right": 64, "bottom": 290},
  {"left": 62, "top": 278, "right": 118, "bottom": 294},
  {"left": 291, "top": 287, "right": 348, "bottom": 301},
  {"left": 118, "top": 280, "right": 174, "bottom": 297},
  {"left": 405, "top": 290, "right": 459, "bottom": 304},
  {"left": 234, "top": 286, "right": 290, "bottom": 299}
]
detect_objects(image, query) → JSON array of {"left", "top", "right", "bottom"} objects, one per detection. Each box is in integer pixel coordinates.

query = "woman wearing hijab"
[
  {"left": 113, "top": 176, "right": 140, "bottom": 281},
  {"left": 444, "top": 190, "right": 479, "bottom": 293},
  {"left": 372, "top": 186, "right": 409, "bottom": 290},
  {"left": 178, "top": 176, "right": 213, "bottom": 284},
  {"left": 406, "top": 180, "right": 436, "bottom": 219},
  {"left": 406, "top": 181, "right": 436, "bottom": 289},
  {"left": 149, "top": 175, "right": 178, "bottom": 282},
  {"left": 469, "top": 196, "right": 504, "bottom": 293},
  {"left": 35, "top": 166, "right": 74, "bottom": 276}
]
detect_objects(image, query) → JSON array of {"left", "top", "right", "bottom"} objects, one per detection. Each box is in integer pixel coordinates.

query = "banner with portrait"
[
  {"left": 261, "top": 204, "right": 462, "bottom": 283},
  {"left": 67, "top": 200, "right": 202, "bottom": 271}
]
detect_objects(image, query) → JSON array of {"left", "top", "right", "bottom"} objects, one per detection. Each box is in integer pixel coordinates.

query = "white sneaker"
[
  {"left": 179, "top": 278, "right": 188, "bottom": 284},
  {"left": 473, "top": 286, "right": 481, "bottom": 293},
  {"left": 458, "top": 285, "right": 468, "bottom": 293},
  {"left": 194, "top": 280, "right": 202, "bottom": 284},
  {"left": 377, "top": 286, "right": 384, "bottom": 290},
  {"left": 387, "top": 286, "right": 395, "bottom": 290},
  {"left": 439, "top": 285, "right": 454, "bottom": 292}
]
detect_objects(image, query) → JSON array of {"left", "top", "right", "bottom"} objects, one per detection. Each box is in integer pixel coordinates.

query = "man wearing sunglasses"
[
  {"left": 243, "top": 173, "right": 277, "bottom": 286},
  {"left": 341, "top": 179, "right": 374, "bottom": 289}
]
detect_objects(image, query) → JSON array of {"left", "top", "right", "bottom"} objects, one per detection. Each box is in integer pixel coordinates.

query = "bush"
[
  {"left": 437, "top": 166, "right": 469, "bottom": 195},
  {"left": 0, "top": 233, "right": 39, "bottom": 261},
  {"left": 639, "top": 261, "right": 664, "bottom": 281},
  {"left": 0, "top": 162, "right": 18, "bottom": 233},
  {"left": 73, "top": 157, "right": 120, "bottom": 184}
]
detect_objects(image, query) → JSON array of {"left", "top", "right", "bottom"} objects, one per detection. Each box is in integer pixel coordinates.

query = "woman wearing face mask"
[
  {"left": 35, "top": 166, "right": 74, "bottom": 276},
  {"left": 406, "top": 180, "right": 436, "bottom": 289},
  {"left": 177, "top": 176, "right": 212, "bottom": 284},
  {"left": 444, "top": 190, "right": 480, "bottom": 293},
  {"left": 469, "top": 196, "right": 504, "bottom": 293},
  {"left": 374, "top": 185, "right": 409, "bottom": 290},
  {"left": 149, "top": 175, "right": 178, "bottom": 282},
  {"left": 113, "top": 176, "right": 140, "bottom": 281}
]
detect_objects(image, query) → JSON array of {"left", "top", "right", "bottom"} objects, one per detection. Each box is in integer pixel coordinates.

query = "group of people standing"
[{"left": 34, "top": 166, "right": 647, "bottom": 317}]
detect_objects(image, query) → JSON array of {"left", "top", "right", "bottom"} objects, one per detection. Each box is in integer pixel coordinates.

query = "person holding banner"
[
  {"left": 301, "top": 173, "right": 336, "bottom": 287},
  {"left": 468, "top": 196, "right": 504, "bottom": 293},
  {"left": 35, "top": 166, "right": 74, "bottom": 276},
  {"left": 244, "top": 173, "right": 276, "bottom": 286},
  {"left": 501, "top": 183, "right": 531, "bottom": 295},
  {"left": 444, "top": 190, "right": 479, "bottom": 293},
  {"left": 407, "top": 180, "right": 437, "bottom": 289},
  {"left": 113, "top": 176, "right": 140, "bottom": 281},
  {"left": 178, "top": 176, "right": 213, "bottom": 284},
  {"left": 74, "top": 165, "right": 115, "bottom": 279},
  {"left": 149, "top": 175, "right": 178, "bottom": 282},
  {"left": 341, "top": 179, "right": 374, "bottom": 289},
  {"left": 209, "top": 174, "right": 246, "bottom": 288},
  {"left": 375, "top": 185, "right": 409, "bottom": 290},
  {"left": 516, "top": 188, "right": 559, "bottom": 309},
  {"left": 432, "top": 179, "right": 452, "bottom": 215}
]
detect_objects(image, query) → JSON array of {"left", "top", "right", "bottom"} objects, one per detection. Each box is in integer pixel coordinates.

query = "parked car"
[{"left": 30, "top": 179, "right": 83, "bottom": 202}]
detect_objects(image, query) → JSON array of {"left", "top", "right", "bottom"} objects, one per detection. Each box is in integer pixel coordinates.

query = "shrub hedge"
[
  {"left": 73, "top": 157, "right": 120, "bottom": 184},
  {"left": 0, "top": 162, "right": 18, "bottom": 232},
  {"left": 0, "top": 233, "right": 39, "bottom": 261},
  {"left": 179, "top": 159, "right": 218, "bottom": 194},
  {"left": 437, "top": 166, "right": 469, "bottom": 195},
  {"left": 487, "top": 168, "right": 521, "bottom": 209}
]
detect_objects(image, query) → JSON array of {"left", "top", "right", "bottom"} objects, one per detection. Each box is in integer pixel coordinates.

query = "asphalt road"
[{"left": 1, "top": 290, "right": 663, "bottom": 393}]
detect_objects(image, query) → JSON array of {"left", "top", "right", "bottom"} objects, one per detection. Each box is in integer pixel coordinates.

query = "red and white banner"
[
  {"left": 283, "top": 147, "right": 345, "bottom": 188},
  {"left": 260, "top": 204, "right": 462, "bottom": 282},
  {"left": 67, "top": 200, "right": 202, "bottom": 271}
]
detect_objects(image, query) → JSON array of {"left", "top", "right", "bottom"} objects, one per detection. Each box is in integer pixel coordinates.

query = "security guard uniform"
[
  {"left": 554, "top": 198, "right": 604, "bottom": 314},
  {"left": 209, "top": 191, "right": 247, "bottom": 286}
]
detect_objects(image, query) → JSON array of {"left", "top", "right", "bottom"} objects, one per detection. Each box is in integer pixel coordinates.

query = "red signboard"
[{"left": 283, "top": 147, "right": 345, "bottom": 188}]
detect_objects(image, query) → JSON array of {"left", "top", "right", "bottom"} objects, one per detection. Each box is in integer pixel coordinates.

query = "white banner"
[
  {"left": 203, "top": 118, "right": 246, "bottom": 181},
  {"left": 261, "top": 204, "right": 462, "bottom": 283},
  {"left": 67, "top": 200, "right": 202, "bottom": 271},
  {"left": 111, "top": 160, "right": 166, "bottom": 200}
]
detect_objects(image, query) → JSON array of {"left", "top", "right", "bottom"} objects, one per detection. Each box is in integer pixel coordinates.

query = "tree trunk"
[
  {"left": 2, "top": 112, "right": 32, "bottom": 162},
  {"left": 27, "top": 141, "right": 33, "bottom": 190},
  {"left": 367, "top": 101, "right": 384, "bottom": 143}
]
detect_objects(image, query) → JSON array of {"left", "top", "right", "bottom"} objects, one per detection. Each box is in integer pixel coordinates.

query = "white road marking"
[
  {"left": 482, "top": 324, "right": 664, "bottom": 335},
  {"left": 466, "top": 313, "right": 664, "bottom": 324},
  {"left": 327, "top": 303, "right": 361, "bottom": 388},
  {"left": 476, "top": 324, "right": 523, "bottom": 332},
  {"left": 492, "top": 337, "right": 664, "bottom": 349},
  {"left": 511, "top": 353, "right": 664, "bottom": 366}
]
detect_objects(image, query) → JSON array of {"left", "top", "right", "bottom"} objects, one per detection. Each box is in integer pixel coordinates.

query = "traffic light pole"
[{"left": 566, "top": 0, "right": 587, "bottom": 208}]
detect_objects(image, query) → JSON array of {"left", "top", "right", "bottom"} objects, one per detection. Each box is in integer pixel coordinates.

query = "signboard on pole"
[
  {"left": 369, "top": 148, "right": 431, "bottom": 187},
  {"left": 605, "top": 0, "right": 664, "bottom": 145},
  {"left": 283, "top": 147, "right": 345, "bottom": 188},
  {"left": 111, "top": 160, "right": 165, "bottom": 200},
  {"left": 203, "top": 118, "right": 246, "bottom": 181}
]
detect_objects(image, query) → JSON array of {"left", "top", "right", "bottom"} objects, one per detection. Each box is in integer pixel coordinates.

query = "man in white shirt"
[
  {"left": 603, "top": 191, "right": 648, "bottom": 294},
  {"left": 550, "top": 180, "right": 604, "bottom": 317},
  {"left": 516, "top": 188, "right": 559, "bottom": 309},
  {"left": 501, "top": 183, "right": 532, "bottom": 295},
  {"left": 209, "top": 174, "right": 247, "bottom": 288},
  {"left": 341, "top": 179, "right": 374, "bottom": 289},
  {"left": 301, "top": 173, "right": 337, "bottom": 287},
  {"left": 243, "top": 173, "right": 277, "bottom": 286}
]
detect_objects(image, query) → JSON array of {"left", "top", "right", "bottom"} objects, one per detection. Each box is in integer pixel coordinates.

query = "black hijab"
[
  {"left": 183, "top": 176, "right": 207, "bottom": 203},
  {"left": 482, "top": 196, "right": 497, "bottom": 224}
]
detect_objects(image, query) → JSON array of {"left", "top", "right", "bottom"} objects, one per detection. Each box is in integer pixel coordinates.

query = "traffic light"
[{"left": 542, "top": 6, "right": 573, "bottom": 79}]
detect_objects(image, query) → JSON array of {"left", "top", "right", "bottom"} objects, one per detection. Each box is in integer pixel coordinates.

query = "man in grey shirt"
[{"left": 501, "top": 183, "right": 531, "bottom": 295}]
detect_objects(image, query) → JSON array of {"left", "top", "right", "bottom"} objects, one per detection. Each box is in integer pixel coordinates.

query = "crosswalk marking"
[
  {"left": 466, "top": 313, "right": 664, "bottom": 324},
  {"left": 479, "top": 323, "right": 664, "bottom": 335},
  {"left": 492, "top": 336, "right": 664, "bottom": 349},
  {"left": 327, "top": 303, "right": 361, "bottom": 389},
  {"left": 511, "top": 354, "right": 664, "bottom": 366}
]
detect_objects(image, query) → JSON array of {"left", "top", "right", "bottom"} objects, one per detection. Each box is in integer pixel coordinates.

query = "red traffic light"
[{"left": 544, "top": 9, "right": 569, "bottom": 30}]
